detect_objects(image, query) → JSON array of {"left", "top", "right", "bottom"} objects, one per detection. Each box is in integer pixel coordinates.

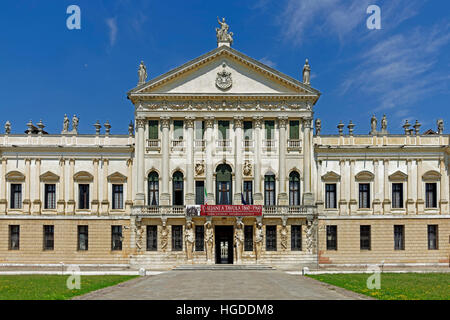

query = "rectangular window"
[
  {"left": 195, "top": 121, "right": 205, "bottom": 140},
  {"left": 77, "top": 225, "right": 88, "bottom": 251},
  {"left": 392, "top": 183, "right": 404, "bottom": 208},
  {"left": 218, "top": 120, "right": 230, "bottom": 140},
  {"left": 173, "top": 120, "right": 184, "bottom": 140},
  {"left": 394, "top": 225, "right": 405, "bottom": 250},
  {"left": 428, "top": 225, "right": 438, "bottom": 250},
  {"left": 359, "top": 183, "right": 370, "bottom": 208},
  {"left": 195, "top": 225, "right": 204, "bottom": 251},
  {"left": 243, "top": 121, "right": 253, "bottom": 140},
  {"left": 78, "top": 184, "right": 90, "bottom": 209},
  {"left": 10, "top": 184, "right": 22, "bottom": 209},
  {"left": 291, "top": 225, "right": 302, "bottom": 251},
  {"left": 266, "top": 225, "right": 277, "bottom": 251},
  {"left": 244, "top": 225, "right": 253, "bottom": 251},
  {"left": 9, "top": 225, "right": 20, "bottom": 250},
  {"left": 425, "top": 183, "right": 437, "bottom": 208},
  {"left": 265, "top": 120, "right": 275, "bottom": 139},
  {"left": 264, "top": 176, "right": 276, "bottom": 206},
  {"left": 289, "top": 120, "right": 300, "bottom": 139},
  {"left": 43, "top": 225, "right": 54, "bottom": 251},
  {"left": 195, "top": 181, "right": 205, "bottom": 205},
  {"left": 360, "top": 225, "right": 371, "bottom": 250},
  {"left": 243, "top": 181, "right": 253, "bottom": 205},
  {"left": 325, "top": 184, "right": 337, "bottom": 209},
  {"left": 146, "top": 225, "right": 157, "bottom": 251},
  {"left": 326, "top": 225, "right": 337, "bottom": 250},
  {"left": 111, "top": 226, "right": 122, "bottom": 251},
  {"left": 44, "top": 184, "right": 56, "bottom": 209},
  {"left": 112, "top": 184, "right": 124, "bottom": 210},
  {"left": 148, "top": 120, "right": 159, "bottom": 139},
  {"left": 172, "top": 225, "right": 183, "bottom": 251}
]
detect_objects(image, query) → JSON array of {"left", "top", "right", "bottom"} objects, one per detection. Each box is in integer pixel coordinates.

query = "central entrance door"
[{"left": 215, "top": 226, "right": 234, "bottom": 264}]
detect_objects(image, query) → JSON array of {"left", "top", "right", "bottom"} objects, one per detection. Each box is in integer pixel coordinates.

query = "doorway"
[{"left": 215, "top": 226, "right": 234, "bottom": 264}]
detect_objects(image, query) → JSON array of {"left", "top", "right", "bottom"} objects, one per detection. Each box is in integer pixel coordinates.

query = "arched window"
[
  {"left": 172, "top": 171, "right": 184, "bottom": 205},
  {"left": 148, "top": 172, "right": 159, "bottom": 206},
  {"left": 289, "top": 171, "right": 301, "bottom": 206},
  {"left": 264, "top": 173, "right": 276, "bottom": 206},
  {"left": 216, "top": 164, "right": 232, "bottom": 205}
]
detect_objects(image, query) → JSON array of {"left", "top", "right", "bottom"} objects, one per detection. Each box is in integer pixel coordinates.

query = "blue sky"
[{"left": 0, "top": 0, "right": 449, "bottom": 135}]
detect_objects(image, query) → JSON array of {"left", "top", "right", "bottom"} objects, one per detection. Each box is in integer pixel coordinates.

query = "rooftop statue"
[
  {"left": 370, "top": 114, "right": 377, "bottom": 135},
  {"left": 303, "top": 59, "right": 311, "bottom": 85},
  {"left": 216, "top": 17, "right": 233, "bottom": 46},
  {"left": 62, "top": 114, "right": 70, "bottom": 133},
  {"left": 138, "top": 61, "right": 147, "bottom": 85}
]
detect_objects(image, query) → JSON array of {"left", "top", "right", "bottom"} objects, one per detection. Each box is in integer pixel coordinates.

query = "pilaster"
[
  {"left": 185, "top": 116, "right": 196, "bottom": 205},
  {"left": 57, "top": 158, "right": 65, "bottom": 214},
  {"left": 135, "top": 117, "right": 146, "bottom": 205},
  {"left": 234, "top": 116, "right": 243, "bottom": 204},
  {"left": 160, "top": 116, "right": 171, "bottom": 205},
  {"left": 205, "top": 116, "right": 215, "bottom": 204},
  {"left": 101, "top": 158, "right": 109, "bottom": 215},
  {"left": 253, "top": 116, "right": 263, "bottom": 205},
  {"left": 31, "top": 158, "right": 41, "bottom": 215},
  {"left": 278, "top": 116, "right": 288, "bottom": 205}
]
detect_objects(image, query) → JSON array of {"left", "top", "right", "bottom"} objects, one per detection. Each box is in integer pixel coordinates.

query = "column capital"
[
  {"left": 234, "top": 116, "right": 244, "bottom": 129},
  {"left": 35, "top": 158, "right": 41, "bottom": 164},
  {"left": 160, "top": 116, "right": 170, "bottom": 128},
  {"left": 373, "top": 159, "right": 379, "bottom": 165},
  {"left": 136, "top": 117, "right": 146, "bottom": 129},
  {"left": 93, "top": 158, "right": 100, "bottom": 164},
  {"left": 204, "top": 116, "right": 215, "bottom": 128},
  {"left": 278, "top": 116, "right": 288, "bottom": 128},
  {"left": 303, "top": 117, "right": 313, "bottom": 129},
  {"left": 416, "top": 159, "right": 422, "bottom": 165},
  {"left": 253, "top": 116, "right": 263, "bottom": 128},
  {"left": 185, "top": 116, "right": 195, "bottom": 128},
  {"left": 127, "top": 158, "right": 133, "bottom": 166},
  {"left": 383, "top": 159, "right": 389, "bottom": 165}
]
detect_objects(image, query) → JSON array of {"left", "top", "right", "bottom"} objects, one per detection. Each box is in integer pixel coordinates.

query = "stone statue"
[
  {"left": 160, "top": 221, "right": 169, "bottom": 252},
  {"left": 437, "top": 119, "right": 444, "bottom": 135},
  {"left": 381, "top": 114, "right": 388, "bottom": 134},
  {"left": 128, "top": 121, "right": 134, "bottom": 136},
  {"left": 138, "top": 61, "right": 147, "bottom": 85},
  {"left": 134, "top": 225, "right": 144, "bottom": 251},
  {"left": 302, "top": 59, "right": 311, "bottom": 85},
  {"left": 185, "top": 221, "right": 195, "bottom": 262},
  {"left": 216, "top": 17, "right": 233, "bottom": 45},
  {"left": 72, "top": 115, "right": 79, "bottom": 134},
  {"left": 195, "top": 161, "right": 205, "bottom": 176},
  {"left": 234, "top": 220, "right": 244, "bottom": 264},
  {"left": 315, "top": 118, "right": 321, "bottom": 136},
  {"left": 280, "top": 225, "right": 288, "bottom": 250},
  {"left": 305, "top": 220, "right": 317, "bottom": 254},
  {"left": 243, "top": 161, "right": 252, "bottom": 176},
  {"left": 254, "top": 222, "right": 264, "bottom": 262},
  {"left": 204, "top": 221, "right": 214, "bottom": 263},
  {"left": 4, "top": 121, "right": 11, "bottom": 134},
  {"left": 62, "top": 114, "right": 69, "bottom": 133},
  {"left": 370, "top": 114, "right": 377, "bottom": 135}
]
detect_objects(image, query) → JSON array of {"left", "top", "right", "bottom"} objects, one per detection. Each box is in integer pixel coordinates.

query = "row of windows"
[
  {"left": 324, "top": 182, "right": 439, "bottom": 209},
  {"left": 9, "top": 183, "right": 125, "bottom": 210},
  {"left": 7, "top": 225, "right": 123, "bottom": 251},
  {"left": 148, "top": 120, "right": 302, "bottom": 140},
  {"left": 148, "top": 170, "right": 302, "bottom": 206},
  {"left": 325, "top": 224, "right": 439, "bottom": 251}
]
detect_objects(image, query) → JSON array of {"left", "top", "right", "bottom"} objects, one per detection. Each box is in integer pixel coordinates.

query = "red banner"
[{"left": 200, "top": 205, "right": 262, "bottom": 216}]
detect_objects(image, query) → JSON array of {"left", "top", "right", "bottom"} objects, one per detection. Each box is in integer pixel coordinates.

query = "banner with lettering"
[{"left": 200, "top": 205, "right": 262, "bottom": 216}]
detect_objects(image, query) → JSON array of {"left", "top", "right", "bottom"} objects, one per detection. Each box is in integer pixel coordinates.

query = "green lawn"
[
  {"left": 308, "top": 273, "right": 450, "bottom": 300},
  {"left": 0, "top": 275, "right": 138, "bottom": 300}
]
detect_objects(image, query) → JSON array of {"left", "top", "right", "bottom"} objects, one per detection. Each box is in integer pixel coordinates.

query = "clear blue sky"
[{"left": 0, "top": 0, "right": 448, "bottom": 135}]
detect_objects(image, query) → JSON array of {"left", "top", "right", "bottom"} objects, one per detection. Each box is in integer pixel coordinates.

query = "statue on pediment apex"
[
  {"left": 138, "top": 61, "right": 147, "bottom": 85},
  {"left": 216, "top": 17, "right": 233, "bottom": 46},
  {"left": 303, "top": 59, "right": 311, "bottom": 85}
]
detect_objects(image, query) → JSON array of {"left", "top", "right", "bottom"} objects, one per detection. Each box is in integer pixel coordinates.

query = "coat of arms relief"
[{"left": 216, "top": 63, "right": 232, "bottom": 90}]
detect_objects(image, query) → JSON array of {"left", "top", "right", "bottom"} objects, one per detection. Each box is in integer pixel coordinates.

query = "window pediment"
[
  {"left": 40, "top": 171, "right": 60, "bottom": 182},
  {"left": 422, "top": 170, "right": 441, "bottom": 181},
  {"left": 389, "top": 171, "right": 407, "bottom": 181},
  {"left": 321, "top": 171, "right": 340, "bottom": 182},
  {"left": 108, "top": 172, "right": 127, "bottom": 183},
  {"left": 73, "top": 171, "right": 94, "bottom": 182},
  {"left": 355, "top": 171, "right": 374, "bottom": 181},
  {"left": 5, "top": 171, "right": 25, "bottom": 182}
]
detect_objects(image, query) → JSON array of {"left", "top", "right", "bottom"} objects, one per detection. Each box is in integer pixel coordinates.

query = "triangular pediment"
[
  {"left": 108, "top": 172, "right": 127, "bottom": 182},
  {"left": 128, "top": 46, "right": 320, "bottom": 99},
  {"left": 321, "top": 171, "right": 341, "bottom": 182},
  {"left": 389, "top": 171, "right": 407, "bottom": 181},
  {"left": 40, "top": 171, "right": 60, "bottom": 182}
]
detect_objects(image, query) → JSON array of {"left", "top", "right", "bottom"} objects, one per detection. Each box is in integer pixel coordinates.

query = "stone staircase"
[{"left": 173, "top": 264, "right": 274, "bottom": 270}]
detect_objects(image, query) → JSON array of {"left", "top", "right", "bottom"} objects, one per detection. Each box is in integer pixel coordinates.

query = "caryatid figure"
[
  {"left": 160, "top": 221, "right": 169, "bottom": 252},
  {"left": 234, "top": 220, "right": 244, "bottom": 264},
  {"left": 185, "top": 221, "right": 195, "bottom": 262},
  {"left": 204, "top": 221, "right": 214, "bottom": 264},
  {"left": 254, "top": 222, "right": 264, "bottom": 262}
]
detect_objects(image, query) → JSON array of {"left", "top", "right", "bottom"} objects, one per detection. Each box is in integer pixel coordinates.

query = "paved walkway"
[{"left": 73, "top": 270, "right": 370, "bottom": 300}]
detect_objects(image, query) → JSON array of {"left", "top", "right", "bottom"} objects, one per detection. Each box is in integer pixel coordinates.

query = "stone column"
[
  {"left": 302, "top": 118, "right": 314, "bottom": 205},
  {"left": 101, "top": 159, "right": 109, "bottom": 215},
  {"left": 406, "top": 159, "right": 415, "bottom": 214},
  {"left": 416, "top": 159, "right": 424, "bottom": 214},
  {"left": 23, "top": 158, "right": 31, "bottom": 214},
  {"left": 160, "top": 116, "right": 171, "bottom": 205},
  {"left": 185, "top": 116, "right": 195, "bottom": 205},
  {"left": 278, "top": 116, "right": 288, "bottom": 205},
  {"left": 234, "top": 116, "right": 244, "bottom": 204},
  {"left": 383, "top": 160, "right": 391, "bottom": 214},
  {"left": 57, "top": 158, "right": 65, "bottom": 214},
  {"left": 205, "top": 116, "right": 215, "bottom": 204},
  {"left": 0, "top": 158, "right": 7, "bottom": 213},
  {"left": 339, "top": 160, "right": 347, "bottom": 215},
  {"left": 135, "top": 117, "right": 146, "bottom": 206},
  {"left": 91, "top": 159, "right": 99, "bottom": 215},
  {"left": 316, "top": 160, "right": 324, "bottom": 212},
  {"left": 253, "top": 116, "right": 263, "bottom": 204},
  {"left": 32, "top": 159, "right": 41, "bottom": 215},
  {"left": 125, "top": 158, "right": 133, "bottom": 212},
  {"left": 439, "top": 159, "right": 448, "bottom": 214},
  {"left": 67, "top": 158, "right": 75, "bottom": 215},
  {"left": 373, "top": 160, "right": 381, "bottom": 214},
  {"left": 349, "top": 160, "right": 357, "bottom": 214}
]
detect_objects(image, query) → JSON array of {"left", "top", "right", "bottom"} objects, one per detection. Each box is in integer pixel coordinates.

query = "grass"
[
  {"left": 0, "top": 275, "right": 138, "bottom": 300},
  {"left": 307, "top": 273, "right": 450, "bottom": 300}
]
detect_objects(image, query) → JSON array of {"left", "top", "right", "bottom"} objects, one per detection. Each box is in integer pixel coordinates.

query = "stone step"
[{"left": 173, "top": 264, "right": 275, "bottom": 271}]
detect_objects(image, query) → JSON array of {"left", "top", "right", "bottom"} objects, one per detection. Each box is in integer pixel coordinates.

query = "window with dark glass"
[
  {"left": 10, "top": 184, "right": 22, "bottom": 209},
  {"left": 195, "top": 181, "right": 205, "bottom": 205},
  {"left": 148, "top": 120, "right": 159, "bottom": 139},
  {"left": 291, "top": 225, "right": 302, "bottom": 251},
  {"left": 218, "top": 120, "right": 230, "bottom": 140},
  {"left": 394, "top": 225, "right": 405, "bottom": 250},
  {"left": 78, "top": 184, "right": 90, "bottom": 209},
  {"left": 172, "top": 171, "right": 184, "bottom": 206},
  {"left": 195, "top": 225, "right": 204, "bottom": 251},
  {"left": 289, "top": 172, "right": 300, "bottom": 206},
  {"left": 243, "top": 181, "right": 253, "bottom": 205},
  {"left": 9, "top": 225, "right": 20, "bottom": 250},
  {"left": 77, "top": 225, "right": 88, "bottom": 251},
  {"left": 111, "top": 225, "right": 122, "bottom": 251},
  {"left": 244, "top": 225, "right": 253, "bottom": 251},
  {"left": 266, "top": 225, "right": 277, "bottom": 251},
  {"left": 359, "top": 183, "right": 370, "bottom": 208},
  {"left": 148, "top": 172, "right": 159, "bottom": 206},
  {"left": 43, "top": 225, "right": 54, "bottom": 250},
  {"left": 173, "top": 120, "right": 184, "bottom": 140},
  {"left": 325, "top": 184, "right": 337, "bottom": 209},
  {"left": 216, "top": 164, "right": 232, "bottom": 205},
  {"left": 146, "top": 225, "right": 157, "bottom": 251},
  {"left": 289, "top": 120, "right": 300, "bottom": 140},
  {"left": 172, "top": 225, "right": 183, "bottom": 251},
  {"left": 243, "top": 121, "right": 253, "bottom": 140},
  {"left": 425, "top": 183, "right": 437, "bottom": 208},
  {"left": 326, "top": 225, "right": 337, "bottom": 250},
  {"left": 265, "top": 120, "right": 275, "bottom": 139},
  {"left": 427, "top": 225, "right": 438, "bottom": 250},
  {"left": 264, "top": 174, "right": 276, "bottom": 206},
  {"left": 392, "top": 183, "right": 403, "bottom": 208},
  {"left": 44, "top": 184, "right": 56, "bottom": 209},
  {"left": 360, "top": 225, "right": 371, "bottom": 250},
  {"left": 112, "top": 184, "right": 124, "bottom": 209}
]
